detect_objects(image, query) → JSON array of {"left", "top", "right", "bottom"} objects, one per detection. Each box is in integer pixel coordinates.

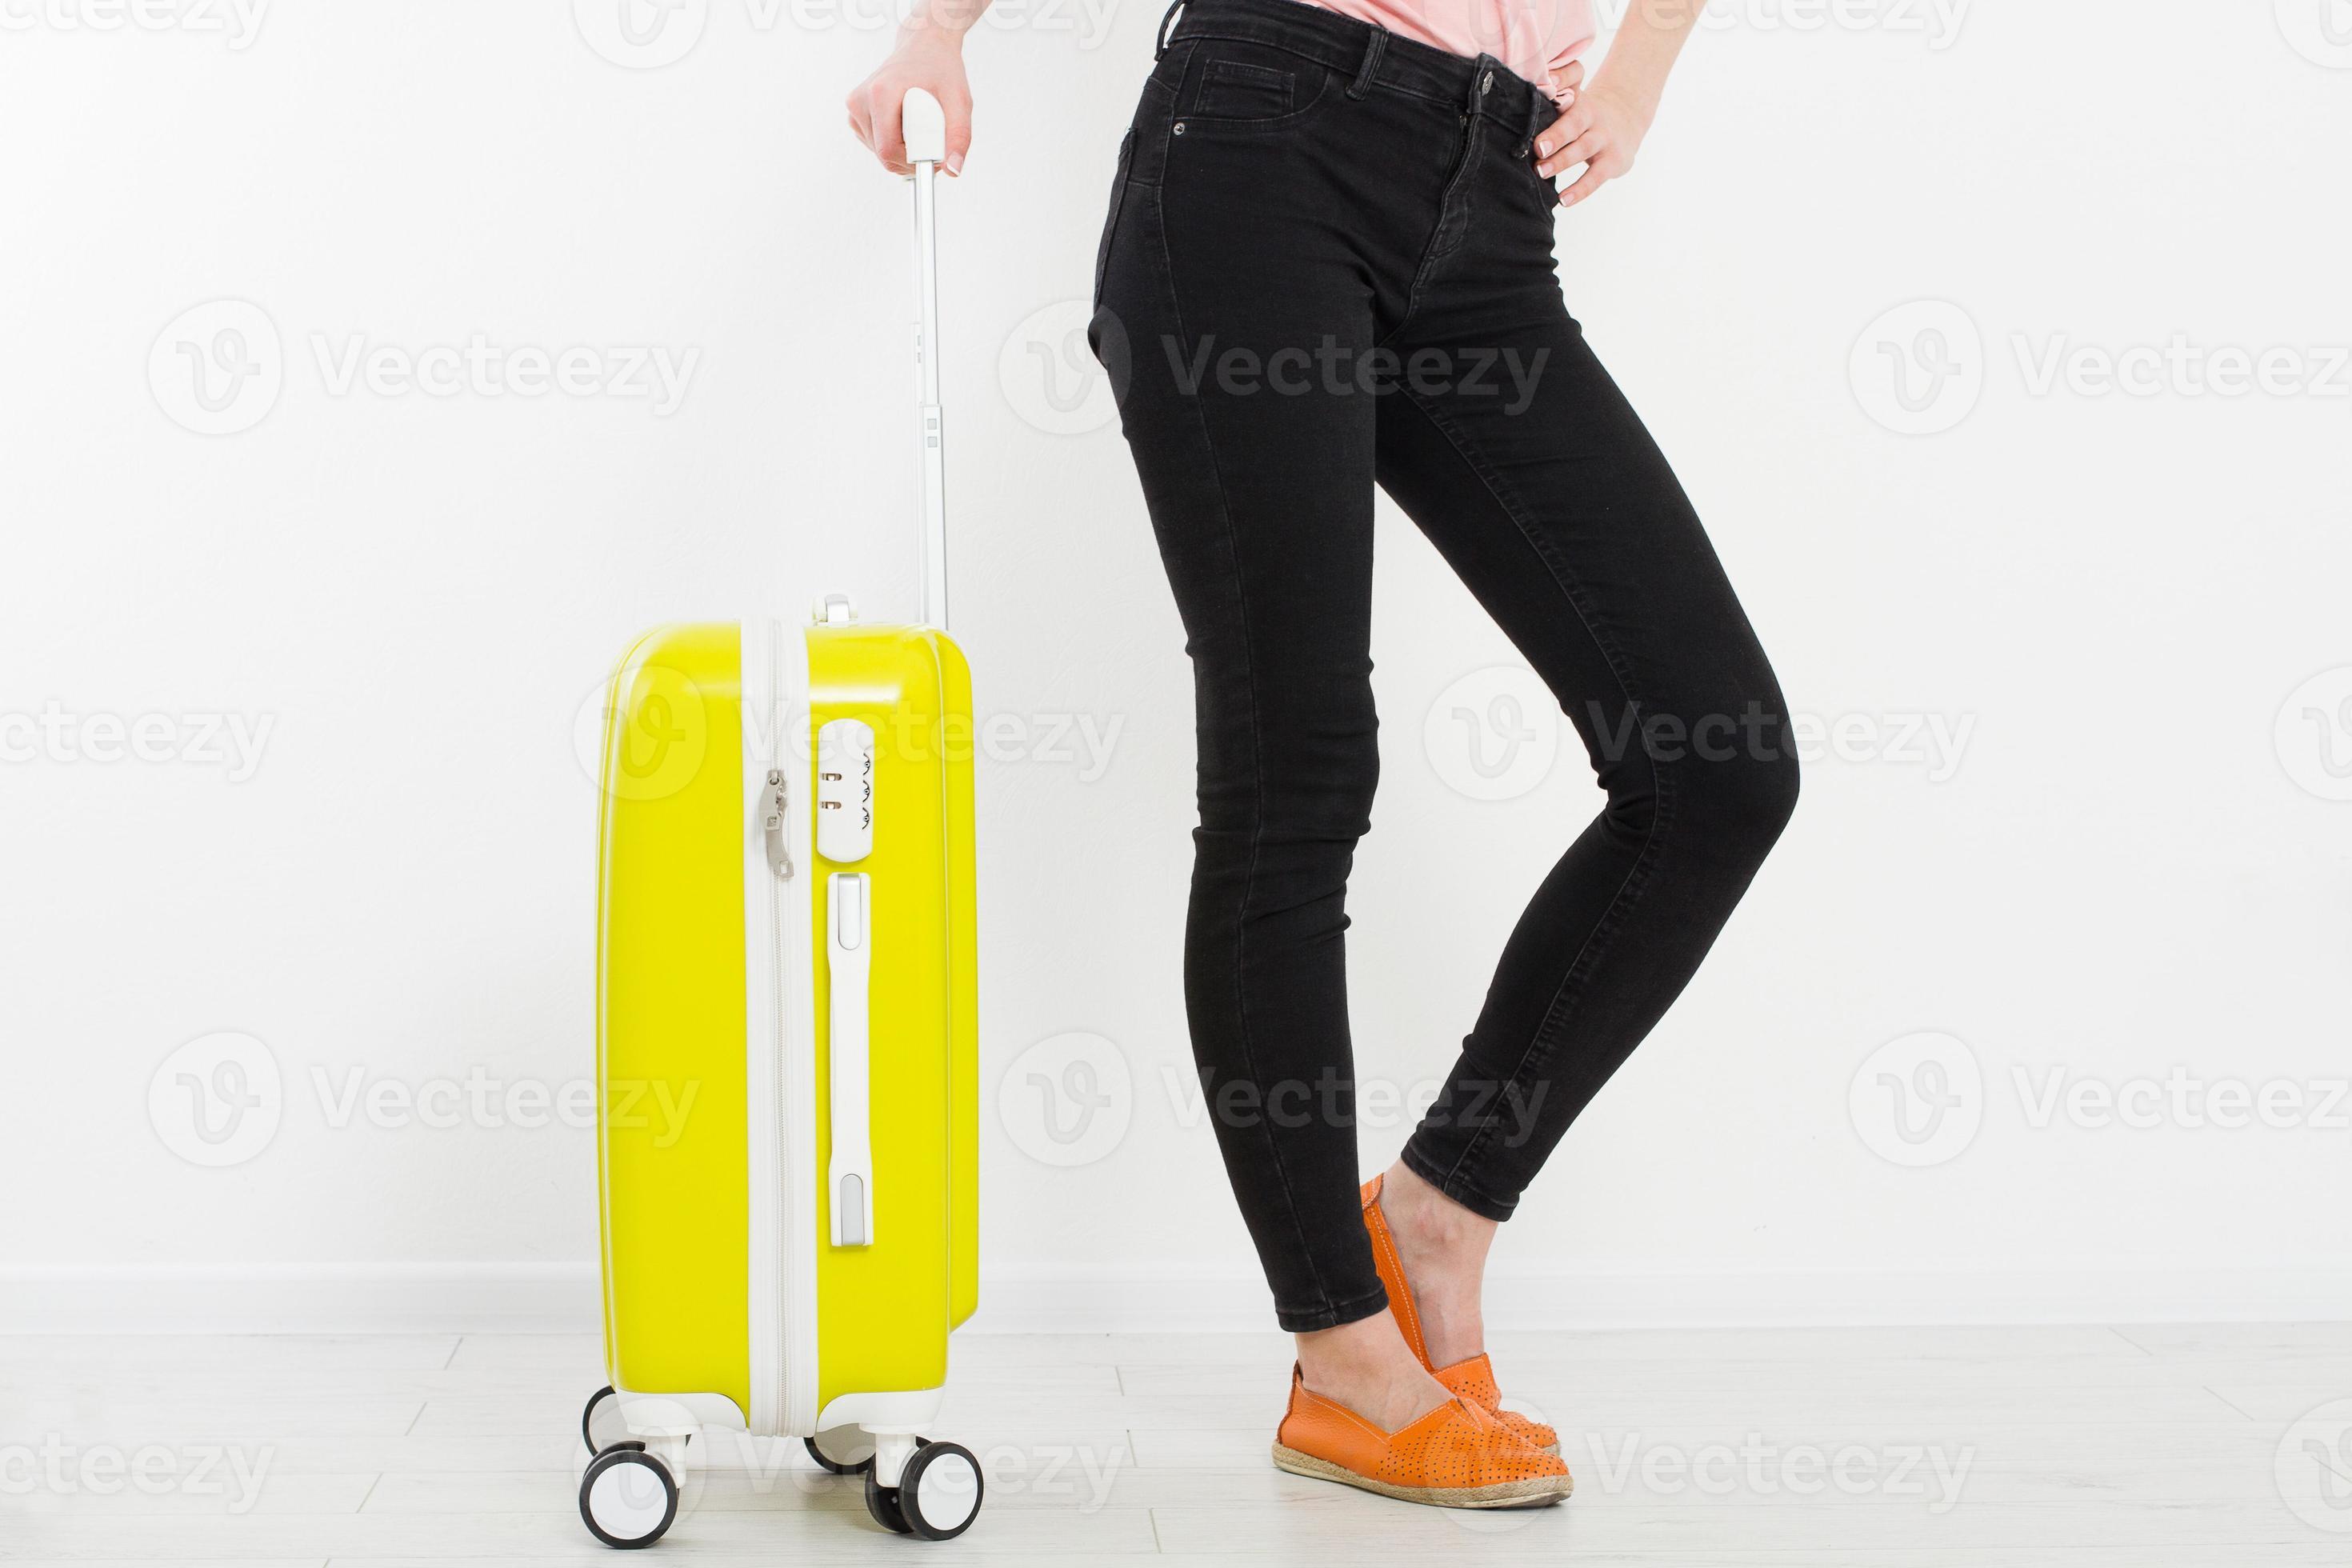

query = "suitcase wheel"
[
  {"left": 896, "top": 1441, "right": 985, "bottom": 1542},
  {"left": 806, "top": 1428, "right": 875, "bottom": 1474},
  {"left": 580, "top": 1445, "right": 678, "bottom": 1549},
  {"left": 582, "top": 1385, "right": 632, "bottom": 1458},
  {"left": 863, "top": 1459, "right": 911, "bottom": 1534}
]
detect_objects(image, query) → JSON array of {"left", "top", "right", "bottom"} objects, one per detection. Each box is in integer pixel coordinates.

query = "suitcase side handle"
[
  {"left": 826, "top": 872, "right": 874, "bottom": 1247},
  {"left": 904, "top": 88, "right": 950, "bottom": 632}
]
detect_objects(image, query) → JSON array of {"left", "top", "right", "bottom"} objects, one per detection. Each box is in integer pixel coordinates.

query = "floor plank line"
[{"left": 7, "top": 1325, "right": 2341, "bottom": 1562}]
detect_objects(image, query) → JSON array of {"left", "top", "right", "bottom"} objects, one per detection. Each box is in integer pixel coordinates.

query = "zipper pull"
[{"left": 762, "top": 768, "right": 794, "bottom": 881}]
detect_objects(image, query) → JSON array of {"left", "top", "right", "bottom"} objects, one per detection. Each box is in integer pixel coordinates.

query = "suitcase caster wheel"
[
  {"left": 898, "top": 1441, "right": 984, "bottom": 1541},
  {"left": 807, "top": 1429, "right": 874, "bottom": 1474},
  {"left": 580, "top": 1445, "right": 678, "bottom": 1549},
  {"left": 582, "top": 1386, "right": 632, "bottom": 1458},
  {"left": 864, "top": 1465, "right": 912, "bottom": 1534}
]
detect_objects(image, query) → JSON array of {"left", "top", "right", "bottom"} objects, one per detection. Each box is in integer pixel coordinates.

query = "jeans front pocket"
[
  {"left": 1172, "top": 41, "right": 1334, "bottom": 134},
  {"left": 1194, "top": 58, "right": 1292, "bottom": 120}
]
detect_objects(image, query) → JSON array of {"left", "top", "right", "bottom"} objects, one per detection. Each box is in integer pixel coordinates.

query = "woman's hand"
[
  {"left": 1534, "top": 70, "right": 1655, "bottom": 209},
  {"left": 846, "top": 25, "right": 974, "bottom": 177},
  {"left": 1534, "top": 0, "right": 1700, "bottom": 209}
]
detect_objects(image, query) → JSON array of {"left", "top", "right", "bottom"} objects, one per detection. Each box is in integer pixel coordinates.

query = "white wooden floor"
[{"left": 5, "top": 1323, "right": 2350, "bottom": 1564}]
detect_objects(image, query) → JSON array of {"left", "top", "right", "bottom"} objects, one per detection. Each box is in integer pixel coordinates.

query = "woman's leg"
[
  {"left": 1097, "top": 188, "right": 1453, "bottom": 1427},
  {"left": 1090, "top": 20, "right": 1484, "bottom": 1432},
  {"left": 1370, "top": 234, "right": 1801, "bottom": 1347},
  {"left": 1097, "top": 154, "right": 1394, "bottom": 1346}
]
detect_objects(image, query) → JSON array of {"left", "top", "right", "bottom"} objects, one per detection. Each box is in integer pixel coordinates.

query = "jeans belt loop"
[
  {"left": 1464, "top": 53, "right": 1494, "bottom": 117},
  {"left": 1155, "top": 0, "right": 1186, "bottom": 58},
  {"left": 1347, "top": 26, "right": 1387, "bottom": 100}
]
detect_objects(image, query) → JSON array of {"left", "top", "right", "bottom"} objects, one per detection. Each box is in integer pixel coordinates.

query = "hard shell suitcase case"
[{"left": 578, "top": 90, "right": 983, "bottom": 1548}]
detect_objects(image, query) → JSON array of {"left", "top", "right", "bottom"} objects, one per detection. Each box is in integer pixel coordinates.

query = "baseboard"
[
  {"left": 6, "top": 1262, "right": 2348, "bottom": 1335},
  {"left": 964, "top": 1265, "right": 2352, "bottom": 1334},
  {"left": 0, "top": 1262, "right": 602, "bottom": 1335}
]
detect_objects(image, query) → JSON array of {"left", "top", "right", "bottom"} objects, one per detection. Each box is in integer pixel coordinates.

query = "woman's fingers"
[
  {"left": 1538, "top": 130, "right": 1605, "bottom": 179},
  {"left": 867, "top": 82, "right": 913, "bottom": 173},
  {"left": 1558, "top": 153, "right": 1617, "bottom": 207},
  {"left": 1534, "top": 106, "right": 1591, "bottom": 162},
  {"left": 941, "top": 90, "right": 973, "bottom": 176},
  {"left": 848, "top": 70, "right": 970, "bottom": 175}
]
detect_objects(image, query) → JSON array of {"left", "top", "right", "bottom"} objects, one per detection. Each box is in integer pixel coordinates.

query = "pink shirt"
[{"left": 1307, "top": 0, "right": 1596, "bottom": 104}]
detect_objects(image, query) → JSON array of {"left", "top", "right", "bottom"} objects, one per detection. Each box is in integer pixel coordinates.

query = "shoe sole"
[{"left": 1270, "top": 1443, "right": 1573, "bottom": 1509}]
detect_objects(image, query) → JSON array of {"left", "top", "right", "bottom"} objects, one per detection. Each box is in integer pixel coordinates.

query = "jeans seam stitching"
[
  {"left": 1152, "top": 185, "right": 1339, "bottom": 1320},
  {"left": 1279, "top": 1283, "right": 1389, "bottom": 1332},
  {"left": 1394, "top": 387, "right": 1677, "bottom": 1202},
  {"left": 1401, "top": 1142, "right": 1510, "bottom": 1219},
  {"left": 1379, "top": 116, "right": 1483, "bottom": 351}
]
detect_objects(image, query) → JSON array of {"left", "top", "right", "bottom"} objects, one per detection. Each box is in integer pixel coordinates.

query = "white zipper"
[
  {"left": 742, "top": 619, "right": 783, "bottom": 1438},
  {"left": 763, "top": 775, "right": 794, "bottom": 1437},
  {"left": 766, "top": 621, "right": 797, "bottom": 1435},
  {"left": 769, "top": 622, "right": 820, "bottom": 1438}
]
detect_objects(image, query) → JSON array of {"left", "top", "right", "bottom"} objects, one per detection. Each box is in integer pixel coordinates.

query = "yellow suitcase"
[{"left": 578, "top": 90, "right": 982, "bottom": 1548}]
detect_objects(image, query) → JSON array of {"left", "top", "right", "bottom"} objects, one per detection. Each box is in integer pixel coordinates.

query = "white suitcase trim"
[{"left": 742, "top": 617, "right": 821, "bottom": 1438}]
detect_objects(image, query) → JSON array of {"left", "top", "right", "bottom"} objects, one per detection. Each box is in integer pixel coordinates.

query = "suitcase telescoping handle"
[
  {"left": 904, "top": 88, "right": 950, "bottom": 631},
  {"left": 826, "top": 870, "right": 874, "bottom": 1247},
  {"left": 819, "top": 718, "right": 878, "bottom": 1247}
]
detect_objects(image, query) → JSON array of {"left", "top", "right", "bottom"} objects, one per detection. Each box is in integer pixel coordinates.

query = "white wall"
[{"left": 3, "top": 0, "right": 2349, "bottom": 1333}]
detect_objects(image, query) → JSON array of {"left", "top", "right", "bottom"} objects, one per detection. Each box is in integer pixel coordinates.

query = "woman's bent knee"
[{"left": 1682, "top": 746, "right": 1799, "bottom": 868}]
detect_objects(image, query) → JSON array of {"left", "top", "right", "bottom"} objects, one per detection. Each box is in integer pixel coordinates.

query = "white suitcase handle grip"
[
  {"left": 903, "top": 90, "right": 949, "bottom": 631},
  {"left": 902, "top": 86, "right": 948, "bottom": 166},
  {"left": 827, "top": 873, "right": 874, "bottom": 1247}
]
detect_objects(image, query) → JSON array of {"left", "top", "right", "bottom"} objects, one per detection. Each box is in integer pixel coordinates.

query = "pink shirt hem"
[{"left": 1304, "top": 0, "right": 1597, "bottom": 103}]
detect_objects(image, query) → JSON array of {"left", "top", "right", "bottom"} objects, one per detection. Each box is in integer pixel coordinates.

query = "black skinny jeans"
[{"left": 1092, "top": 0, "right": 1800, "bottom": 1333}]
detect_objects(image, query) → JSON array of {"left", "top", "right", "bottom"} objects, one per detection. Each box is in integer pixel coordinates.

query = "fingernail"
[{"left": 946, "top": 151, "right": 965, "bottom": 175}]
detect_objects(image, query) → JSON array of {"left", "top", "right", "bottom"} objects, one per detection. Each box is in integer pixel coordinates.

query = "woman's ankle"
[
  {"left": 1378, "top": 1159, "right": 1497, "bottom": 1369},
  {"left": 1294, "top": 1311, "right": 1452, "bottom": 1433}
]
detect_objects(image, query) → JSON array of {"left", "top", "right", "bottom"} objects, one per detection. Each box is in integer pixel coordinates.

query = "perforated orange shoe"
[
  {"left": 1272, "top": 1369, "right": 1573, "bottom": 1509},
  {"left": 1363, "top": 1174, "right": 1561, "bottom": 1454}
]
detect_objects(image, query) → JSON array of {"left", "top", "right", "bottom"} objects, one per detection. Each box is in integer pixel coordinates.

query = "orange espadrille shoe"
[
  {"left": 1362, "top": 1174, "right": 1561, "bottom": 1454},
  {"left": 1271, "top": 1368, "right": 1573, "bottom": 1509}
]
